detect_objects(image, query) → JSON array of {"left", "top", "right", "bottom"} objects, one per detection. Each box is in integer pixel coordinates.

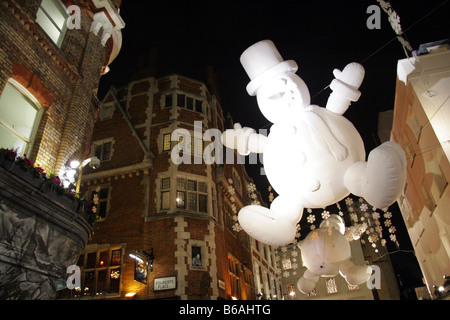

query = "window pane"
[
  {"left": 0, "top": 124, "right": 27, "bottom": 155},
  {"left": 177, "top": 94, "right": 185, "bottom": 108},
  {"left": 36, "top": 9, "right": 62, "bottom": 44},
  {"left": 94, "top": 144, "right": 102, "bottom": 159},
  {"left": 84, "top": 271, "right": 95, "bottom": 296},
  {"left": 41, "top": 0, "right": 66, "bottom": 29},
  {"left": 161, "top": 191, "right": 170, "bottom": 210},
  {"left": 102, "top": 142, "right": 112, "bottom": 160},
  {"left": 198, "top": 182, "right": 207, "bottom": 193},
  {"left": 163, "top": 133, "right": 171, "bottom": 151},
  {"left": 109, "top": 268, "right": 121, "bottom": 293},
  {"left": 99, "top": 188, "right": 109, "bottom": 199},
  {"left": 195, "top": 138, "right": 203, "bottom": 156},
  {"left": 161, "top": 178, "right": 170, "bottom": 189},
  {"left": 97, "top": 269, "right": 107, "bottom": 294},
  {"left": 177, "top": 134, "right": 184, "bottom": 151},
  {"left": 164, "top": 94, "right": 172, "bottom": 108},
  {"left": 177, "top": 178, "right": 186, "bottom": 189},
  {"left": 86, "top": 252, "right": 96, "bottom": 268},
  {"left": 0, "top": 83, "right": 38, "bottom": 140},
  {"left": 99, "top": 251, "right": 108, "bottom": 267},
  {"left": 199, "top": 194, "right": 207, "bottom": 212},
  {"left": 110, "top": 249, "right": 121, "bottom": 266},
  {"left": 187, "top": 180, "right": 197, "bottom": 191},
  {"left": 187, "top": 192, "right": 197, "bottom": 211},
  {"left": 186, "top": 97, "right": 194, "bottom": 110},
  {"left": 195, "top": 100, "right": 203, "bottom": 113},
  {"left": 98, "top": 201, "right": 107, "bottom": 218},
  {"left": 176, "top": 191, "right": 185, "bottom": 208}
]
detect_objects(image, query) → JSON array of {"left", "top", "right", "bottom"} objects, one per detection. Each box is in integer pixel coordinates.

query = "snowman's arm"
[
  {"left": 326, "top": 62, "right": 365, "bottom": 115},
  {"left": 222, "top": 123, "right": 268, "bottom": 155}
]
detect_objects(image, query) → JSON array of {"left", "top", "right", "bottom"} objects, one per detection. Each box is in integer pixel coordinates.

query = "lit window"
[
  {"left": 162, "top": 133, "right": 171, "bottom": 151},
  {"left": 56, "top": 247, "right": 123, "bottom": 299},
  {"left": 36, "top": 0, "right": 68, "bottom": 47},
  {"left": 0, "top": 80, "right": 42, "bottom": 156}
]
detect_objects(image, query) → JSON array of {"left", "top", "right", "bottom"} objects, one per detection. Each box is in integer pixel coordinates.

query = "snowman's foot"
[
  {"left": 345, "top": 141, "right": 406, "bottom": 209},
  {"left": 238, "top": 205, "right": 298, "bottom": 246}
]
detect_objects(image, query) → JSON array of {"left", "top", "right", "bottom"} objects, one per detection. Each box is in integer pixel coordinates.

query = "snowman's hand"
[{"left": 221, "top": 123, "right": 256, "bottom": 155}]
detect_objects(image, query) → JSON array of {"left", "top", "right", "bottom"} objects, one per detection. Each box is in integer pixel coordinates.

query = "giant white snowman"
[{"left": 222, "top": 40, "right": 406, "bottom": 246}]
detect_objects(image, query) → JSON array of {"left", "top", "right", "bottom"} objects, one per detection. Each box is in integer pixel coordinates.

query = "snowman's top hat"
[{"left": 240, "top": 40, "right": 298, "bottom": 96}]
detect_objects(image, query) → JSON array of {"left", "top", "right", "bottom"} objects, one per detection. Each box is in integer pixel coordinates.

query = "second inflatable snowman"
[{"left": 222, "top": 40, "right": 406, "bottom": 246}]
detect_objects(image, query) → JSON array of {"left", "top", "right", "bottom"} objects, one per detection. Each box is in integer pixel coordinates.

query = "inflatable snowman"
[
  {"left": 297, "top": 214, "right": 372, "bottom": 294},
  {"left": 222, "top": 40, "right": 406, "bottom": 246}
]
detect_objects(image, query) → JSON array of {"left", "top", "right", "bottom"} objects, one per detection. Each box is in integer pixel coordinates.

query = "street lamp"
[{"left": 70, "top": 156, "right": 100, "bottom": 194}]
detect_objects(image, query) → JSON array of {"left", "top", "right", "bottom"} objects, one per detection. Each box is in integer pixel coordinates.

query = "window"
[
  {"left": 160, "top": 178, "right": 170, "bottom": 210},
  {"left": 176, "top": 177, "right": 208, "bottom": 213},
  {"left": 192, "top": 246, "right": 202, "bottom": 268},
  {"left": 91, "top": 186, "right": 110, "bottom": 219},
  {"left": 162, "top": 133, "right": 171, "bottom": 152},
  {"left": 228, "top": 255, "right": 241, "bottom": 299},
  {"left": 233, "top": 169, "right": 242, "bottom": 195},
  {"left": 164, "top": 94, "right": 173, "bottom": 108},
  {"left": 36, "top": 0, "right": 68, "bottom": 47},
  {"left": 57, "top": 246, "right": 123, "bottom": 299},
  {"left": 175, "top": 93, "right": 203, "bottom": 113},
  {"left": 93, "top": 140, "right": 113, "bottom": 161},
  {"left": 177, "top": 94, "right": 185, "bottom": 108},
  {"left": 0, "top": 80, "right": 43, "bottom": 156},
  {"left": 100, "top": 103, "right": 115, "bottom": 120}
]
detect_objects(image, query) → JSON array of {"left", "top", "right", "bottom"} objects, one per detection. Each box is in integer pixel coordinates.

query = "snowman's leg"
[
  {"left": 297, "top": 270, "right": 320, "bottom": 294},
  {"left": 339, "top": 260, "right": 373, "bottom": 286},
  {"left": 238, "top": 195, "right": 303, "bottom": 246},
  {"left": 344, "top": 141, "right": 406, "bottom": 209}
]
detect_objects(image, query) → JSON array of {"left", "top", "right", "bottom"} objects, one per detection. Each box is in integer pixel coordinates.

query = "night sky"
[{"left": 98, "top": 0, "right": 449, "bottom": 299}]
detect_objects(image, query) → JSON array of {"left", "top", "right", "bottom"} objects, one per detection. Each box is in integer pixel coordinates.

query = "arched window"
[{"left": 0, "top": 79, "right": 43, "bottom": 156}]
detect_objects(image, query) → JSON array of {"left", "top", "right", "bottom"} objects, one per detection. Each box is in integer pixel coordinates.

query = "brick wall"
[{"left": 0, "top": 0, "right": 118, "bottom": 173}]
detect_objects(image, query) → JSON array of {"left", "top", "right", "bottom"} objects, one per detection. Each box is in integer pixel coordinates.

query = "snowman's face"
[{"left": 256, "top": 73, "right": 311, "bottom": 123}]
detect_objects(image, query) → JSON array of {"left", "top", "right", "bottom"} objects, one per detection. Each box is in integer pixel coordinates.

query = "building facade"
[
  {"left": 57, "top": 73, "right": 282, "bottom": 300},
  {"left": 0, "top": 0, "right": 124, "bottom": 299},
  {"left": 392, "top": 43, "right": 450, "bottom": 298}
]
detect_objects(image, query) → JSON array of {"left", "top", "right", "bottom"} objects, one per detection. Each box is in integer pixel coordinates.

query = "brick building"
[
  {"left": 59, "top": 72, "right": 283, "bottom": 300},
  {"left": 0, "top": 0, "right": 124, "bottom": 299},
  {"left": 393, "top": 42, "right": 450, "bottom": 298}
]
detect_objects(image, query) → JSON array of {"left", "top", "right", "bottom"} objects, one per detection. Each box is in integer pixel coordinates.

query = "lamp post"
[{"left": 70, "top": 156, "right": 100, "bottom": 194}]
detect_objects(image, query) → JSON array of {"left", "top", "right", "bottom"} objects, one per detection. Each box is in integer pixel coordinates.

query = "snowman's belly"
[{"left": 264, "top": 114, "right": 365, "bottom": 208}]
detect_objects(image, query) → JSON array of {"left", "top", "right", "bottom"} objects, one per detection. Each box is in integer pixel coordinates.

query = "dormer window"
[{"left": 36, "top": 0, "right": 68, "bottom": 47}]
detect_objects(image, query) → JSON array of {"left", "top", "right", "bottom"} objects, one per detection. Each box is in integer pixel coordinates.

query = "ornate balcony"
[{"left": 0, "top": 159, "right": 93, "bottom": 299}]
